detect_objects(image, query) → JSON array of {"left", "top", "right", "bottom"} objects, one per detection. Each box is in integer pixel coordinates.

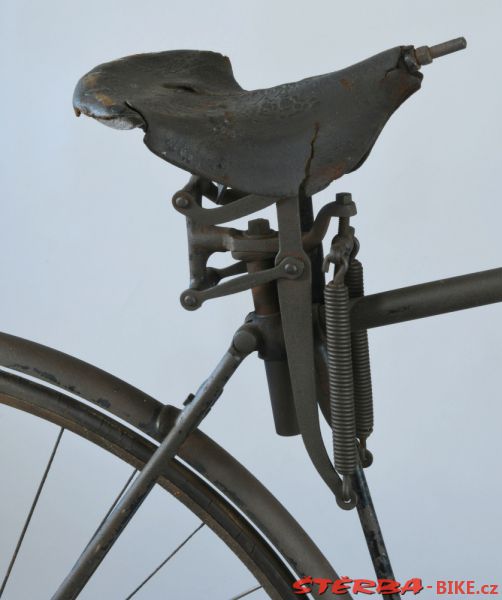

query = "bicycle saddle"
[{"left": 73, "top": 42, "right": 460, "bottom": 197}]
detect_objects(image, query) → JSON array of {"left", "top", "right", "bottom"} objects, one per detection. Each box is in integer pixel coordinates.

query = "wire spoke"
[
  {"left": 228, "top": 584, "right": 263, "bottom": 600},
  {"left": 125, "top": 522, "right": 205, "bottom": 599},
  {"left": 0, "top": 427, "right": 64, "bottom": 598},
  {"left": 90, "top": 469, "right": 138, "bottom": 541}
]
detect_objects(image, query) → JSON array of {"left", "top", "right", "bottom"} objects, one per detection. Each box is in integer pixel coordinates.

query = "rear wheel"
[{"left": 0, "top": 369, "right": 336, "bottom": 599}]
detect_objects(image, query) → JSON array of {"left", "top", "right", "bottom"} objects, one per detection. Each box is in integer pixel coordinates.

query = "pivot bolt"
[
  {"left": 174, "top": 195, "right": 190, "bottom": 209},
  {"left": 181, "top": 292, "right": 199, "bottom": 310},
  {"left": 284, "top": 262, "right": 299, "bottom": 275}
]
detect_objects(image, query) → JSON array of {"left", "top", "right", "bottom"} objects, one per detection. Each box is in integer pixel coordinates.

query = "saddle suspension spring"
[
  {"left": 346, "top": 259, "right": 374, "bottom": 467},
  {"left": 323, "top": 192, "right": 375, "bottom": 503},
  {"left": 325, "top": 280, "right": 358, "bottom": 488}
]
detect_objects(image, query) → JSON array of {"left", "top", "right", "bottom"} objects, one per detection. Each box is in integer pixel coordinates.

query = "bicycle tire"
[{"left": 0, "top": 368, "right": 342, "bottom": 600}]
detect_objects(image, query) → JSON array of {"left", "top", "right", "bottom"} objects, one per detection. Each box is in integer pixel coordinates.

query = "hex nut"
[
  {"left": 247, "top": 218, "right": 272, "bottom": 237},
  {"left": 335, "top": 192, "right": 353, "bottom": 205}
]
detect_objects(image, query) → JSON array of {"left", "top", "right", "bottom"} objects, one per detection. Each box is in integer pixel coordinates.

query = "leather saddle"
[{"left": 73, "top": 46, "right": 422, "bottom": 198}]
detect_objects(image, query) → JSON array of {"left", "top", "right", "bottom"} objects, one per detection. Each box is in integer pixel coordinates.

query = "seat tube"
[{"left": 245, "top": 220, "right": 300, "bottom": 436}]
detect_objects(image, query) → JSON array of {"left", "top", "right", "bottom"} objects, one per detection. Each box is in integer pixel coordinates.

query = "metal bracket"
[
  {"left": 172, "top": 184, "right": 277, "bottom": 225},
  {"left": 322, "top": 192, "right": 358, "bottom": 283},
  {"left": 180, "top": 256, "right": 304, "bottom": 310},
  {"left": 174, "top": 176, "right": 359, "bottom": 309},
  {"left": 275, "top": 196, "right": 354, "bottom": 509}
]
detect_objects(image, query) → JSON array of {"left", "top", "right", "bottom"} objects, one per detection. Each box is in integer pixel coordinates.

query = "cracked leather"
[{"left": 73, "top": 46, "right": 422, "bottom": 198}]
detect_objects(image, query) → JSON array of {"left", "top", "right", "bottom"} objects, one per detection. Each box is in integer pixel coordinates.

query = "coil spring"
[
  {"left": 346, "top": 260, "right": 374, "bottom": 445},
  {"left": 324, "top": 281, "right": 357, "bottom": 476}
]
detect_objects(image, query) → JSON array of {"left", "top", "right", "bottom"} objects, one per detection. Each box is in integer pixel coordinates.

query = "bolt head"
[
  {"left": 284, "top": 262, "right": 299, "bottom": 275},
  {"left": 174, "top": 194, "right": 190, "bottom": 209},
  {"left": 182, "top": 293, "right": 197, "bottom": 307}
]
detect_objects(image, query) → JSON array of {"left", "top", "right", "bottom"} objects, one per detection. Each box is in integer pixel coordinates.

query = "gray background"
[{"left": 1, "top": 0, "right": 501, "bottom": 598}]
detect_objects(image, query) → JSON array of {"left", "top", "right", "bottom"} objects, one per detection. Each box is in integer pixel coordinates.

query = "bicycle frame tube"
[
  {"left": 350, "top": 267, "right": 502, "bottom": 330},
  {"left": 52, "top": 327, "right": 259, "bottom": 599}
]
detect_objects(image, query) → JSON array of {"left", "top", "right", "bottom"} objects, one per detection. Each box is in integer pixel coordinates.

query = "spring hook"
[{"left": 322, "top": 226, "right": 358, "bottom": 284}]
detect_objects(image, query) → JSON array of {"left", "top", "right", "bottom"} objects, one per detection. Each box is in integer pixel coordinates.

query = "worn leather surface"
[{"left": 74, "top": 47, "right": 422, "bottom": 197}]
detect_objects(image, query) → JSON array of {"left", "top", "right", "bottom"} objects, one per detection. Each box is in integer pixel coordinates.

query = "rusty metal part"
[
  {"left": 173, "top": 189, "right": 277, "bottom": 225},
  {"left": 404, "top": 37, "right": 466, "bottom": 71},
  {"left": 416, "top": 37, "right": 467, "bottom": 66},
  {"left": 180, "top": 256, "right": 304, "bottom": 310},
  {"left": 73, "top": 46, "right": 423, "bottom": 197},
  {"left": 178, "top": 178, "right": 358, "bottom": 307},
  {"left": 175, "top": 179, "right": 353, "bottom": 256},
  {"left": 302, "top": 195, "right": 356, "bottom": 251}
]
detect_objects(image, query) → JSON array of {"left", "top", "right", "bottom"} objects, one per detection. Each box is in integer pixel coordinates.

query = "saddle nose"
[{"left": 73, "top": 71, "right": 146, "bottom": 130}]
